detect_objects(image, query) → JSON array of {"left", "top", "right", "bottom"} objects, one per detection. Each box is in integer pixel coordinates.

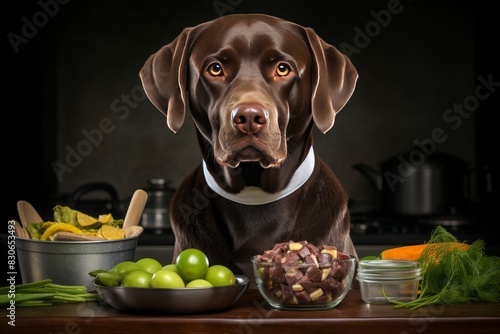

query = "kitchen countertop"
[{"left": 2, "top": 288, "right": 499, "bottom": 334}]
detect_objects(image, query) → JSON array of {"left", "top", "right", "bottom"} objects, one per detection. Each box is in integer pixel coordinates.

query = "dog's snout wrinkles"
[{"left": 231, "top": 105, "right": 268, "bottom": 134}]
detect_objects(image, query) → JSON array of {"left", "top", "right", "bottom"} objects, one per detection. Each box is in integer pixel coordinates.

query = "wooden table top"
[{"left": 2, "top": 288, "right": 499, "bottom": 334}]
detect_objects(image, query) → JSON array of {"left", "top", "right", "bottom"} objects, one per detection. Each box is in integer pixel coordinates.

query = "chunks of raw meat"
[{"left": 254, "top": 240, "right": 351, "bottom": 306}]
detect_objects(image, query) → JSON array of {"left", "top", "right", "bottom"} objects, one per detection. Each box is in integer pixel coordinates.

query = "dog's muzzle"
[{"left": 216, "top": 102, "right": 284, "bottom": 168}]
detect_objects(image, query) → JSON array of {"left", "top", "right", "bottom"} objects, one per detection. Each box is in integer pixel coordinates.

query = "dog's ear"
[
  {"left": 305, "top": 28, "right": 358, "bottom": 134},
  {"left": 139, "top": 28, "right": 193, "bottom": 133}
]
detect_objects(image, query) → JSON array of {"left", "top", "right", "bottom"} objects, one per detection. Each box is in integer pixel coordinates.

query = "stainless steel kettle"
[{"left": 140, "top": 178, "right": 175, "bottom": 230}]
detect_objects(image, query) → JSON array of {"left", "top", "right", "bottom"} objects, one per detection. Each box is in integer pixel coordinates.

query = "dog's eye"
[
  {"left": 208, "top": 63, "right": 223, "bottom": 77},
  {"left": 276, "top": 63, "right": 291, "bottom": 77}
]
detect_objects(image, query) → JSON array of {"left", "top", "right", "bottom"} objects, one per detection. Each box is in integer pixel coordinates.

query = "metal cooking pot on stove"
[
  {"left": 353, "top": 150, "right": 468, "bottom": 216},
  {"left": 140, "top": 178, "right": 176, "bottom": 230}
]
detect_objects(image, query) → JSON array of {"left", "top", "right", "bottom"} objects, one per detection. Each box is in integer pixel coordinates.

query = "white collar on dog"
[{"left": 203, "top": 147, "right": 315, "bottom": 205}]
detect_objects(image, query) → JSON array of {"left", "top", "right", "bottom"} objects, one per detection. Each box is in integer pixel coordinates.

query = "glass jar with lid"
[{"left": 356, "top": 260, "right": 422, "bottom": 304}]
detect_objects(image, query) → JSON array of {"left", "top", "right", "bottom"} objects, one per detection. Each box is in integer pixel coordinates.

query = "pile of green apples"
[{"left": 89, "top": 248, "right": 236, "bottom": 288}]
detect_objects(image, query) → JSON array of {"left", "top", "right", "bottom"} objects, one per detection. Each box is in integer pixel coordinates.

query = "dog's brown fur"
[{"left": 140, "top": 14, "right": 358, "bottom": 280}]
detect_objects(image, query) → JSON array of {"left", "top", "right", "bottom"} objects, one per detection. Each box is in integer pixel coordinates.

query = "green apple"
[
  {"left": 204, "top": 265, "right": 236, "bottom": 286},
  {"left": 185, "top": 279, "right": 213, "bottom": 288},
  {"left": 150, "top": 269, "right": 185, "bottom": 288},
  {"left": 110, "top": 261, "right": 144, "bottom": 281},
  {"left": 162, "top": 263, "right": 179, "bottom": 273},
  {"left": 136, "top": 257, "right": 163, "bottom": 274},
  {"left": 121, "top": 270, "right": 152, "bottom": 288}
]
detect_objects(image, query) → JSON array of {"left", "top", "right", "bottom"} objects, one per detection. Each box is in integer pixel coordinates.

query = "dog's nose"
[{"left": 231, "top": 105, "right": 268, "bottom": 134}]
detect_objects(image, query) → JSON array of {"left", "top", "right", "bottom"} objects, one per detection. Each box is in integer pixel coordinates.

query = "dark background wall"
[{"left": 4, "top": 0, "right": 498, "bottom": 222}]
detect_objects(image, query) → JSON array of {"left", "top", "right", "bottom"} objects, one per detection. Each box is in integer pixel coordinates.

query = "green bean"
[
  {"left": 52, "top": 295, "right": 86, "bottom": 302},
  {"left": 88, "top": 269, "right": 108, "bottom": 277},
  {"left": 0, "top": 279, "right": 52, "bottom": 294},
  {"left": 45, "top": 283, "right": 87, "bottom": 290},
  {"left": 8, "top": 288, "right": 49, "bottom": 294},
  {"left": 20, "top": 287, "right": 87, "bottom": 295},
  {"left": 0, "top": 279, "right": 97, "bottom": 307},
  {"left": 0, "top": 293, "right": 56, "bottom": 306},
  {"left": 83, "top": 296, "right": 98, "bottom": 302},
  {"left": 17, "top": 300, "right": 53, "bottom": 307},
  {"left": 77, "top": 292, "right": 99, "bottom": 299}
]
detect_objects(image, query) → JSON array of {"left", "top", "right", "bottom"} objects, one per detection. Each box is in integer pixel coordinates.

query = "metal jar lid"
[{"left": 357, "top": 260, "right": 422, "bottom": 281}]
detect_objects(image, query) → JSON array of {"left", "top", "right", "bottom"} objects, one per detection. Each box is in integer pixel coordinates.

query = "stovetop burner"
[
  {"left": 350, "top": 212, "right": 475, "bottom": 235},
  {"left": 350, "top": 219, "right": 425, "bottom": 235}
]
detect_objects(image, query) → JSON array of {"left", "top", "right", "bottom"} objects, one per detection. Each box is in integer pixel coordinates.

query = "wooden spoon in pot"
[
  {"left": 124, "top": 225, "right": 144, "bottom": 238},
  {"left": 122, "top": 189, "right": 148, "bottom": 230},
  {"left": 17, "top": 200, "right": 44, "bottom": 229},
  {"left": 13, "top": 219, "right": 30, "bottom": 239}
]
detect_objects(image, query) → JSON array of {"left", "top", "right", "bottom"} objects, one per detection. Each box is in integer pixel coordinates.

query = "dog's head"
[{"left": 140, "top": 14, "right": 357, "bottom": 170}]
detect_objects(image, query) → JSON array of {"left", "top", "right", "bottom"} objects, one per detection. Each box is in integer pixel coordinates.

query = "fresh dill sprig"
[{"left": 390, "top": 226, "right": 500, "bottom": 310}]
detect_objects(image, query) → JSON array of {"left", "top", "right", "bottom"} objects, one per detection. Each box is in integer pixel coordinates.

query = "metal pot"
[
  {"left": 16, "top": 237, "right": 138, "bottom": 290},
  {"left": 353, "top": 150, "right": 468, "bottom": 216},
  {"left": 140, "top": 178, "right": 175, "bottom": 230}
]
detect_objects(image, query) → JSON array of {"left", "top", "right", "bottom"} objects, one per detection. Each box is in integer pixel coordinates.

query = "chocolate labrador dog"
[{"left": 140, "top": 14, "right": 358, "bottom": 279}]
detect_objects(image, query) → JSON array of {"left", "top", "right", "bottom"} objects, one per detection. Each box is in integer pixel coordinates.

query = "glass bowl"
[{"left": 251, "top": 253, "right": 356, "bottom": 310}]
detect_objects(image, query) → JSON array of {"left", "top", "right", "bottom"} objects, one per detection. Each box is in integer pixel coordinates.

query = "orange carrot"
[{"left": 381, "top": 242, "right": 469, "bottom": 261}]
